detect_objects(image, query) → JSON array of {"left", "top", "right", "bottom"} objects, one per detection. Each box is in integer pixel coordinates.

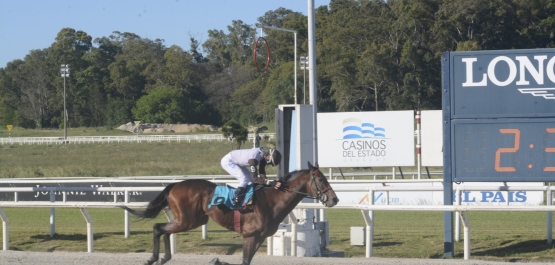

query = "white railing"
[
  {"left": 327, "top": 170, "right": 443, "bottom": 180},
  {"left": 0, "top": 133, "right": 275, "bottom": 145},
  {"left": 0, "top": 171, "right": 444, "bottom": 184},
  {"left": 0, "top": 184, "right": 554, "bottom": 261}
]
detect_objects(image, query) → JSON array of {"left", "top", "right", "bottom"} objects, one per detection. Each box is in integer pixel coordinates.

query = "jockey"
[{"left": 221, "top": 147, "right": 282, "bottom": 210}]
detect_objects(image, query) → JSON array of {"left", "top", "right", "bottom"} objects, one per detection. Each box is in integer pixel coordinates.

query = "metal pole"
[
  {"left": 63, "top": 75, "right": 67, "bottom": 140},
  {"left": 61, "top": 64, "right": 69, "bottom": 141},
  {"left": 294, "top": 32, "right": 297, "bottom": 105},
  {"left": 416, "top": 111, "right": 421, "bottom": 179},
  {"left": 548, "top": 189, "right": 553, "bottom": 244},
  {"left": 303, "top": 58, "right": 307, "bottom": 104},
  {"left": 256, "top": 25, "right": 297, "bottom": 105},
  {"left": 308, "top": 0, "right": 318, "bottom": 164}
]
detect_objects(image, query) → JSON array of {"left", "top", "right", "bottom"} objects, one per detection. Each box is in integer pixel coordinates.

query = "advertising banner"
[
  {"left": 317, "top": 111, "right": 415, "bottom": 167},
  {"left": 333, "top": 182, "right": 544, "bottom": 206}
]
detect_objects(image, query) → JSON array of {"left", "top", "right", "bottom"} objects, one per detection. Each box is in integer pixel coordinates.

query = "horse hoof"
[
  {"left": 161, "top": 257, "right": 171, "bottom": 265},
  {"left": 209, "top": 258, "right": 223, "bottom": 265},
  {"left": 144, "top": 258, "right": 158, "bottom": 265}
]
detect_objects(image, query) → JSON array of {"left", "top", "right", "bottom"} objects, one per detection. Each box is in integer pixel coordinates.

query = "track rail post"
[
  {"left": 0, "top": 208, "right": 8, "bottom": 250},
  {"left": 164, "top": 208, "right": 176, "bottom": 254},
  {"left": 459, "top": 211, "right": 470, "bottom": 260},
  {"left": 80, "top": 208, "right": 93, "bottom": 253}
]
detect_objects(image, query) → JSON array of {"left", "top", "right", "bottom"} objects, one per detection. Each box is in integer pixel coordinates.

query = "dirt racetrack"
[{"left": 0, "top": 251, "right": 553, "bottom": 265}]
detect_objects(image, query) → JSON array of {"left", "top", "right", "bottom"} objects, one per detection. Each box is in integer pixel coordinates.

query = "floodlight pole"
[
  {"left": 308, "top": 0, "right": 318, "bottom": 164},
  {"left": 256, "top": 24, "right": 298, "bottom": 104},
  {"left": 60, "top": 64, "right": 70, "bottom": 140}
]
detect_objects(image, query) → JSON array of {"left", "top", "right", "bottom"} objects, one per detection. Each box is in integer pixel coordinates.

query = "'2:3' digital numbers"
[{"left": 495, "top": 128, "right": 555, "bottom": 172}]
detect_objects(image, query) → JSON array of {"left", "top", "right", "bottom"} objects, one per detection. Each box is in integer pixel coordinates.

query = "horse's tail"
[{"left": 120, "top": 183, "right": 176, "bottom": 219}]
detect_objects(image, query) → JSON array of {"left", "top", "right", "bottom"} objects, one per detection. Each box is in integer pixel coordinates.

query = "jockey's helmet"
[{"left": 266, "top": 149, "right": 281, "bottom": 166}]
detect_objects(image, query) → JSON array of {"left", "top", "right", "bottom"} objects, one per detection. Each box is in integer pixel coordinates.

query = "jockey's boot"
[{"left": 230, "top": 187, "right": 246, "bottom": 210}]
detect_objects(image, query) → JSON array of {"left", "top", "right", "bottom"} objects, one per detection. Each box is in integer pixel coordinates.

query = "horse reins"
[{"left": 283, "top": 169, "right": 331, "bottom": 203}]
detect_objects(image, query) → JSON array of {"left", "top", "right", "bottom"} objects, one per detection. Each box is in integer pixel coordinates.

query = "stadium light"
[{"left": 60, "top": 64, "right": 70, "bottom": 140}]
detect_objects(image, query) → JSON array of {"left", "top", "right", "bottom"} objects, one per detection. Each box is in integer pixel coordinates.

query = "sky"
[{"left": 0, "top": 0, "right": 330, "bottom": 68}]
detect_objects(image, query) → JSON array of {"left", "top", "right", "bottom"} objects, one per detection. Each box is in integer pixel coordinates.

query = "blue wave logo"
[{"left": 342, "top": 118, "right": 386, "bottom": 139}]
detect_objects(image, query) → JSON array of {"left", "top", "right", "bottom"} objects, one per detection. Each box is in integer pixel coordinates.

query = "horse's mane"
[{"left": 279, "top": 169, "right": 309, "bottom": 183}]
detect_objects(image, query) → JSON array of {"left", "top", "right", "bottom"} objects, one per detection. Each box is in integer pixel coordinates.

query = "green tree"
[
  {"left": 132, "top": 86, "right": 188, "bottom": 124},
  {"left": 163, "top": 45, "right": 205, "bottom": 99},
  {"left": 106, "top": 32, "right": 164, "bottom": 100},
  {"left": 202, "top": 64, "right": 254, "bottom": 123},
  {"left": 221, "top": 120, "right": 248, "bottom": 149},
  {"left": 0, "top": 60, "right": 25, "bottom": 127},
  {"left": 16, "top": 49, "right": 52, "bottom": 129}
]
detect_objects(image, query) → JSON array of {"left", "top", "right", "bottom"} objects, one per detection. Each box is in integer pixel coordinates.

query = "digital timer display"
[{"left": 453, "top": 119, "right": 555, "bottom": 182}]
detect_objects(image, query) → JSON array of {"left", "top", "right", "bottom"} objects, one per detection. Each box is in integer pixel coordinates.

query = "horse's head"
[{"left": 306, "top": 161, "right": 339, "bottom": 207}]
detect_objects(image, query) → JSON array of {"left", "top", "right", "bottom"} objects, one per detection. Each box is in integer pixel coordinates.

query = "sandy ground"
[{"left": 0, "top": 251, "right": 553, "bottom": 265}]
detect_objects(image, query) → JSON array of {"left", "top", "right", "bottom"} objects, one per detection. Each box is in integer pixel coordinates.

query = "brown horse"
[{"left": 121, "top": 161, "right": 339, "bottom": 265}]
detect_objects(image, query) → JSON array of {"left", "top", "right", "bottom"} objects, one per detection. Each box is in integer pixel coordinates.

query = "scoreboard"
[{"left": 443, "top": 49, "right": 555, "bottom": 182}]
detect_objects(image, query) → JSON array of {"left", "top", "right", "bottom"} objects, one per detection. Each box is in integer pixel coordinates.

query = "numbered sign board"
[{"left": 444, "top": 48, "right": 555, "bottom": 182}]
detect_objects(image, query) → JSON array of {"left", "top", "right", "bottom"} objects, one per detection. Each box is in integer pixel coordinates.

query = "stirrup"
[{"left": 230, "top": 203, "right": 242, "bottom": 210}]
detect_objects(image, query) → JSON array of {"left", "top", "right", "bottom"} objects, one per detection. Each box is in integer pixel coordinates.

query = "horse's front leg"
[{"left": 241, "top": 235, "right": 265, "bottom": 265}]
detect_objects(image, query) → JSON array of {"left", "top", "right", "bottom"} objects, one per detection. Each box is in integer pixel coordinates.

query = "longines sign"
[{"left": 450, "top": 48, "right": 555, "bottom": 118}]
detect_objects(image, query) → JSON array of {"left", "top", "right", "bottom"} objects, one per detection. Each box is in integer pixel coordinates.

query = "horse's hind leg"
[
  {"left": 160, "top": 232, "right": 172, "bottom": 264},
  {"left": 146, "top": 223, "right": 170, "bottom": 265}
]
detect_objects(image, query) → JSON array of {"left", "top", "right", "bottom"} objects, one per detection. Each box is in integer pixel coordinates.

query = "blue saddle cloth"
[{"left": 208, "top": 184, "right": 255, "bottom": 209}]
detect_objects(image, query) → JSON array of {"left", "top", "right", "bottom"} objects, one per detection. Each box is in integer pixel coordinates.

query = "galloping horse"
[{"left": 121, "top": 161, "right": 339, "bottom": 265}]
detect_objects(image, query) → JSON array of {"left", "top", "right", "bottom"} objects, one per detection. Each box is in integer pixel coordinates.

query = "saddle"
[{"left": 208, "top": 183, "right": 261, "bottom": 210}]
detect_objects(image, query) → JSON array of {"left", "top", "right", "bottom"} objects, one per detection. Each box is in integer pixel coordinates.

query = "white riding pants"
[{"left": 221, "top": 153, "right": 254, "bottom": 188}]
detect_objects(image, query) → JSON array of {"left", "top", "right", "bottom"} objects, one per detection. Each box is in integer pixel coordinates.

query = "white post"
[
  {"left": 50, "top": 191, "right": 55, "bottom": 237},
  {"left": 0, "top": 208, "right": 8, "bottom": 250},
  {"left": 80, "top": 208, "right": 94, "bottom": 253},
  {"left": 362, "top": 188, "right": 375, "bottom": 258},
  {"left": 288, "top": 211, "right": 297, "bottom": 257},
  {"left": 124, "top": 189, "right": 130, "bottom": 238},
  {"left": 361, "top": 209, "right": 373, "bottom": 258},
  {"left": 267, "top": 235, "right": 274, "bottom": 255},
  {"left": 280, "top": 231, "right": 286, "bottom": 256},
  {"left": 459, "top": 211, "right": 471, "bottom": 260},
  {"left": 202, "top": 224, "right": 207, "bottom": 240},
  {"left": 164, "top": 208, "right": 176, "bottom": 254}
]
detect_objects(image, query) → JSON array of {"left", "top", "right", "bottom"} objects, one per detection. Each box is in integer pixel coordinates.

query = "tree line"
[{"left": 1, "top": 0, "right": 554, "bottom": 129}]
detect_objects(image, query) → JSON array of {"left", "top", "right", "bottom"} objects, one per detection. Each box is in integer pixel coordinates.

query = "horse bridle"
[{"left": 284, "top": 169, "right": 332, "bottom": 204}]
